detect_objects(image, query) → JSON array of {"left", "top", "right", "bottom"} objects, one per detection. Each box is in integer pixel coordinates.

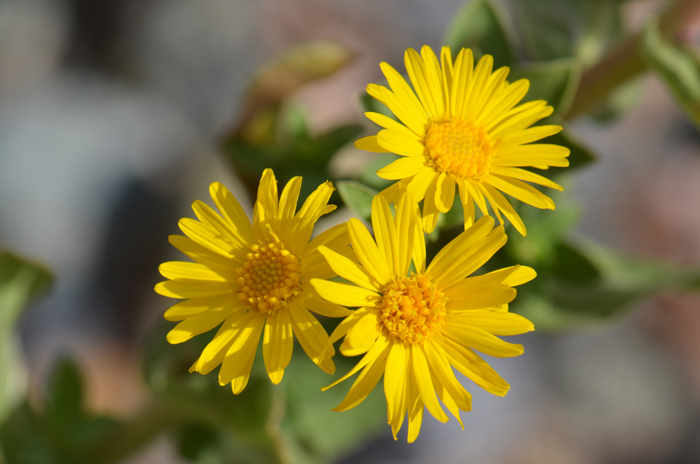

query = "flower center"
[
  {"left": 425, "top": 120, "right": 495, "bottom": 180},
  {"left": 378, "top": 274, "right": 447, "bottom": 345},
  {"left": 236, "top": 240, "right": 300, "bottom": 314}
]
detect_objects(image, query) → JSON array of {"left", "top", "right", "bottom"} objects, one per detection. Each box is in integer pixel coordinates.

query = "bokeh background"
[{"left": 2, "top": 0, "right": 700, "bottom": 463}]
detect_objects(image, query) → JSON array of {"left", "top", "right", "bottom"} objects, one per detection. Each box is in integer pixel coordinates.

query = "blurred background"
[{"left": 2, "top": 0, "right": 700, "bottom": 463}]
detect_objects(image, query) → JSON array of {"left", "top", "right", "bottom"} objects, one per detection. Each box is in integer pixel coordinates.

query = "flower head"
[
  {"left": 311, "top": 192, "right": 535, "bottom": 442},
  {"left": 156, "top": 169, "right": 353, "bottom": 393},
  {"left": 356, "top": 45, "right": 570, "bottom": 235}
]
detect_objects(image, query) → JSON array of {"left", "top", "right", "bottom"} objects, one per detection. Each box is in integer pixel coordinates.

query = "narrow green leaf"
[
  {"left": 642, "top": 20, "right": 700, "bottom": 126},
  {"left": 444, "top": 0, "right": 515, "bottom": 68},
  {"left": 337, "top": 181, "right": 377, "bottom": 222}
]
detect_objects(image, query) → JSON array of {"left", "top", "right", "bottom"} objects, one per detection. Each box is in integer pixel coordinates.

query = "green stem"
[{"left": 565, "top": 0, "right": 700, "bottom": 120}]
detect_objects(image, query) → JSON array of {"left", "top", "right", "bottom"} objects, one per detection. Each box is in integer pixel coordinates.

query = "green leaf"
[
  {"left": 444, "top": 0, "right": 515, "bottom": 67},
  {"left": 510, "top": 59, "right": 581, "bottom": 116},
  {"left": 641, "top": 20, "right": 700, "bottom": 126},
  {"left": 47, "top": 359, "right": 84, "bottom": 434},
  {"left": 0, "top": 251, "right": 52, "bottom": 423},
  {"left": 358, "top": 153, "right": 397, "bottom": 190},
  {"left": 514, "top": 0, "right": 624, "bottom": 64},
  {"left": 337, "top": 181, "right": 377, "bottom": 221},
  {"left": 512, "top": 240, "right": 700, "bottom": 331},
  {"left": 589, "top": 77, "right": 645, "bottom": 123},
  {"left": 281, "top": 353, "right": 386, "bottom": 460}
]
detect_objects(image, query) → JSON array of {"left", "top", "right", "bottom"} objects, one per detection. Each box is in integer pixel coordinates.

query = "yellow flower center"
[
  {"left": 236, "top": 241, "right": 300, "bottom": 314},
  {"left": 425, "top": 120, "right": 495, "bottom": 180},
  {"left": 378, "top": 274, "right": 447, "bottom": 345}
]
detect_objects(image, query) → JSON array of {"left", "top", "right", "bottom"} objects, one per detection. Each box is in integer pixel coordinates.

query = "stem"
[{"left": 565, "top": 0, "right": 700, "bottom": 120}]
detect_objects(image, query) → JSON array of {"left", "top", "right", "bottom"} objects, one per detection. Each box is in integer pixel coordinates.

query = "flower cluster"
[{"left": 156, "top": 45, "right": 568, "bottom": 442}]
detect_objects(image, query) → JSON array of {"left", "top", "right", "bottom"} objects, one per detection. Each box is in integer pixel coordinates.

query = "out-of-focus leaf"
[
  {"left": 0, "top": 357, "right": 118, "bottom": 464},
  {"left": 589, "top": 77, "right": 645, "bottom": 123},
  {"left": 444, "top": 0, "right": 515, "bottom": 67},
  {"left": 358, "top": 153, "right": 397, "bottom": 191},
  {"left": 282, "top": 352, "right": 386, "bottom": 461},
  {"left": 510, "top": 59, "right": 581, "bottom": 117},
  {"left": 0, "top": 251, "right": 52, "bottom": 423},
  {"left": 141, "top": 324, "right": 283, "bottom": 464},
  {"left": 514, "top": 0, "right": 624, "bottom": 64},
  {"left": 337, "top": 181, "right": 377, "bottom": 222},
  {"left": 642, "top": 20, "right": 700, "bottom": 127},
  {"left": 513, "top": 240, "right": 700, "bottom": 331},
  {"left": 231, "top": 41, "right": 355, "bottom": 140}
]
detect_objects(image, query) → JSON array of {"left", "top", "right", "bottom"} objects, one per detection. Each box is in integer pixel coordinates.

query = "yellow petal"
[
  {"left": 209, "top": 181, "right": 254, "bottom": 244},
  {"left": 377, "top": 155, "right": 427, "bottom": 180},
  {"left": 491, "top": 167, "right": 564, "bottom": 191},
  {"left": 328, "top": 307, "right": 372, "bottom": 344},
  {"left": 365, "top": 111, "right": 418, "bottom": 139},
  {"left": 447, "top": 310, "right": 534, "bottom": 336},
  {"left": 378, "top": 62, "right": 429, "bottom": 131},
  {"left": 447, "top": 285, "right": 517, "bottom": 310},
  {"left": 310, "top": 278, "right": 380, "bottom": 308},
  {"left": 426, "top": 215, "right": 494, "bottom": 279},
  {"left": 423, "top": 341, "right": 472, "bottom": 412},
  {"left": 294, "top": 180, "right": 335, "bottom": 247},
  {"left": 499, "top": 125, "right": 562, "bottom": 148},
  {"left": 422, "top": 175, "right": 440, "bottom": 233},
  {"left": 166, "top": 308, "right": 232, "bottom": 344},
  {"left": 436, "top": 335, "right": 510, "bottom": 396},
  {"left": 332, "top": 341, "right": 391, "bottom": 412},
  {"left": 435, "top": 172, "right": 456, "bottom": 213},
  {"left": 155, "top": 280, "right": 233, "bottom": 299},
  {"left": 341, "top": 310, "right": 381, "bottom": 356},
  {"left": 410, "top": 344, "right": 448, "bottom": 422},
  {"left": 377, "top": 130, "right": 424, "bottom": 157},
  {"left": 384, "top": 342, "right": 408, "bottom": 439},
  {"left": 347, "top": 218, "right": 392, "bottom": 284},
  {"left": 159, "top": 261, "right": 230, "bottom": 282},
  {"left": 479, "top": 183, "right": 527, "bottom": 236},
  {"left": 277, "top": 176, "right": 302, "bottom": 221},
  {"left": 288, "top": 300, "right": 335, "bottom": 374},
  {"left": 420, "top": 45, "right": 446, "bottom": 117},
  {"left": 317, "top": 246, "right": 381, "bottom": 291},
  {"left": 218, "top": 312, "right": 265, "bottom": 391},
  {"left": 503, "top": 265, "right": 537, "bottom": 286},
  {"left": 355, "top": 135, "right": 389, "bottom": 153},
  {"left": 178, "top": 218, "right": 239, "bottom": 259},
  {"left": 371, "top": 195, "right": 400, "bottom": 276},
  {"left": 190, "top": 313, "right": 242, "bottom": 374},
  {"left": 262, "top": 310, "right": 294, "bottom": 384},
  {"left": 323, "top": 333, "right": 390, "bottom": 391},
  {"left": 405, "top": 48, "right": 439, "bottom": 118},
  {"left": 168, "top": 235, "right": 238, "bottom": 274},
  {"left": 486, "top": 175, "right": 554, "bottom": 210},
  {"left": 253, "top": 169, "right": 278, "bottom": 237},
  {"left": 164, "top": 295, "right": 240, "bottom": 322},
  {"left": 394, "top": 191, "right": 417, "bottom": 277},
  {"left": 442, "top": 324, "right": 524, "bottom": 358},
  {"left": 302, "top": 291, "right": 353, "bottom": 318}
]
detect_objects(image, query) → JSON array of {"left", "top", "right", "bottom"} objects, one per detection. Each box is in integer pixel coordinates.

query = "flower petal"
[
  {"left": 289, "top": 300, "right": 335, "bottom": 374},
  {"left": 355, "top": 135, "right": 389, "bottom": 153},
  {"left": 411, "top": 344, "right": 448, "bottom": 423},
  {"left": 263, "top": 309, "right": 294, "bottom": 384}
]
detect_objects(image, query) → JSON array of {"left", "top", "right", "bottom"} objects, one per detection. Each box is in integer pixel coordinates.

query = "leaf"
[
  {"left": 444, "top": 0, "right": 515, "bottom": 67},
  {"left": 641, "top": 20, "right": 700, "bottom": 127},
  {"left": 47, "top": 359, "right": 84, "bottom": 434},
  {"left": 281, "top": 352, "right": 386, "bottom": 460},
  {"left": 512, "top": 240, "right": 700, "bottom": 331},
  {"left": 231, "top": 41, "right": 355, "bottom": 139},
  {"left": 358, "top": 153, "right": 398, "bottom": 190},
  {"left": 510, "top": 59, "right": 581, "bottom": 116},
  {"left": 514, "top": 0, "right": 624, "bottom": 64},
  {"left": 0, "top": 251, "right": 52, "bottom": 423},
  {"left": 337, "top": 181, "right": 377, "bottom": 222}
]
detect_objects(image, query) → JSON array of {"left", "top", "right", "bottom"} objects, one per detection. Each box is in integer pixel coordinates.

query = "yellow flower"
[
  {"left": 311, "top": 192, "right": 535, "bottom": 442},
  {"left": 356, "top": 45, "right": 570, "bottom": 235},
  {"left": 156, "top": 169, "right": 354, "bottom": 394}
]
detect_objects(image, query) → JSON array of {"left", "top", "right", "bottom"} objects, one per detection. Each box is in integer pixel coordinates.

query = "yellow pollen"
[
  {"left": 378, "top": 274, "right": 447, "bottom": 345},
  {"left": 235, "top": 241, "right": 300, "bottom": 315},
  {"left": 425, "top": 120, "right": 496, "bottom": 180}
]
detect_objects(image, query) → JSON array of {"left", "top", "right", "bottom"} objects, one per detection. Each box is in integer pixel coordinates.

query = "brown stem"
[{"left": 565, "top": 0, "right": 700, "bottom": 120}]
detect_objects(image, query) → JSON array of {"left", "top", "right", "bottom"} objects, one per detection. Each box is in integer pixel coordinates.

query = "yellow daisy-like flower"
[
  {"left": 311, "top": 192, "right": 535, "bottom": 442},
  {"left": 356, "top": 45, "right": 570, "bottom": 235},
  {"left": 156, "top": 169, "right": 354, "bottom": 394}
]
